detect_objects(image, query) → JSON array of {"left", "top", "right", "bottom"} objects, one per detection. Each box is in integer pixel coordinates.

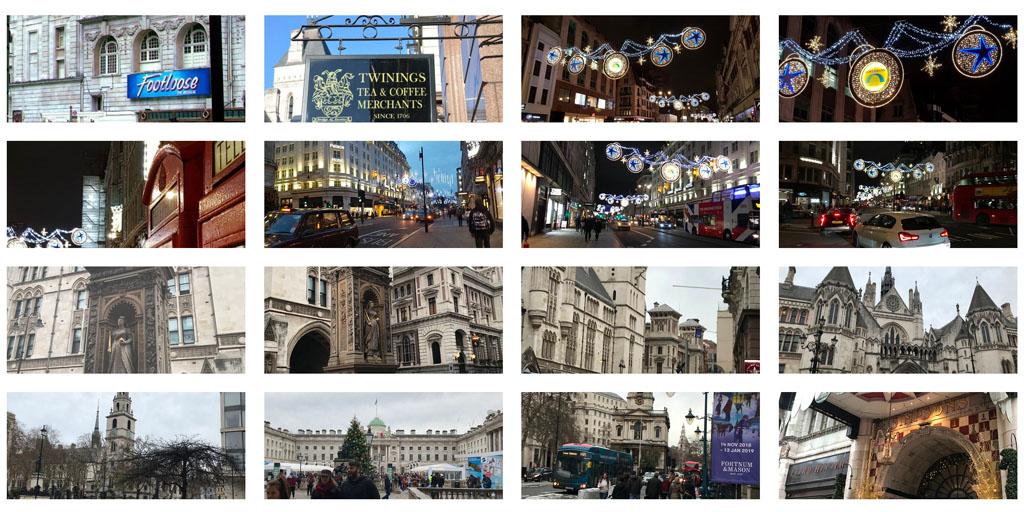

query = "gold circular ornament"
[
  {"left": 603, "top": 51, "right": 629, "bottom": 80},
  {"left": 848, "top": 47, "right": 904, "bottom": 108},
  {"left": 779, "top": 55, "right": 810, "bottom": 98},
  {"left": 650, "top": 43, "right": 673, "bottom": 67},
  {"left": 952, "top": 27, "right": 1002, "bottom": 78}
]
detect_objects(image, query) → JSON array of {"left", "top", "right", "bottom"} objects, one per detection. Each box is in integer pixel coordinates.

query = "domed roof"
[{"left": 368, "top": 417, "right": 386, "bottom": 427}]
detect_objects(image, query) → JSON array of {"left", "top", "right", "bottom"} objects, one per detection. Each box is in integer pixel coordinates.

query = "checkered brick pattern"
[{"left": 867, "top": 407, "right": 1000, "bottom": 478}]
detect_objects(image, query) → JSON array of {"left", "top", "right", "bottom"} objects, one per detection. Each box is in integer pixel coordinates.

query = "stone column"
[{"left": 844, "top": 418, "right": 873, "bottom": 498}]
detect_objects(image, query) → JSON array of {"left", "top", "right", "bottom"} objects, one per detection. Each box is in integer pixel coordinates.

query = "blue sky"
[
  {"left": 265, "top": 15, "right": 412, "bottom": 89},
  {"left": 396, "top": 141, "right": 462, "bottom": 197}
]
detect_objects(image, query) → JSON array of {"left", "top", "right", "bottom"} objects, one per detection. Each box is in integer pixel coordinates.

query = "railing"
[{"left": 409, "top": 487, "right": 501, "bottom": 499}]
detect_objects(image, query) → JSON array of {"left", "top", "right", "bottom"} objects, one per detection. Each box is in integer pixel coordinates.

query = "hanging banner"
[
  {"left": 711, "top": 392, "right": 760, "bottom": 485},
  {"left": 302, "top": 55, "right": 436, "bottom": 123}
]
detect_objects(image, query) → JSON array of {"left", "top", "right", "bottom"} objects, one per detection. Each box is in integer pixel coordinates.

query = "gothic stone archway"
[{"left": 287, "top": 323, "right": 332, "bottom": 373}]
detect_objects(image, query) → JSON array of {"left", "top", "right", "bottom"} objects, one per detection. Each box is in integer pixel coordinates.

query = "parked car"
[
  {"left": 526, "top": 467, "right": 553, "bottom": 482},
  {"left": 853, "top": 212, "right": 950, "bottom": 248},
  {"left": 265, "top": 209, "right": 360, "bottom": 248},
  {"left": 819, "top": 207, "right": 858, "bottom": 234}
]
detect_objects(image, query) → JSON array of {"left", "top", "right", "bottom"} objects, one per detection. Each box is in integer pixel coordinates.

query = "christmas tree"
[{"left": 341, "top": 417, "right": 373, "bottom": 474}]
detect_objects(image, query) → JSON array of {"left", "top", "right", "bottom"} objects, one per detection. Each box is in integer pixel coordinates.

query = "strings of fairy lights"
[
  {"left": 7, "top": 227, "right": 89, "bottom": 248},
  {"left": 546, "top": 26, "right": 707, "bottom": 80},
  {"left": 604, "top": 142, "right": 732, "bottom": 183}
]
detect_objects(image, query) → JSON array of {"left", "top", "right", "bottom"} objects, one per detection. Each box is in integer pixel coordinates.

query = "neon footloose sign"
[
  {"left": 303, "top": 55, "right": 437, "bottom": 122},
  {"left": 711, "top": 392, "right": 760, "bottom": 486},
  {"left": 127, "top": 68, "right": 211, "bottom": 99}
]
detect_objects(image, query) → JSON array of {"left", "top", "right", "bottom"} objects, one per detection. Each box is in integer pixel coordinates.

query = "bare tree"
[
  {"left": 521, "top": 393, "right": 583, "bottom": 467},
  {"left": 115, "top": 436, "right": 241, "bottom": 499}
]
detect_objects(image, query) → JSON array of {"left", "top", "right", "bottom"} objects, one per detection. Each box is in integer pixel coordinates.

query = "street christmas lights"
[
  {"left": 853, "top": 158, "right": 935, "bottom": 181},
  {"left": 604, "top": 142, "right": 731, "bottom": 184},
  {"left": 7, "top": 227, "right": 89, "bottom": 248},
  {"left": 649, "top": 92, "right": 710, "bottom": 110},
  {"left": 545, "top": 26, "right": 706, "bottom": 80}
]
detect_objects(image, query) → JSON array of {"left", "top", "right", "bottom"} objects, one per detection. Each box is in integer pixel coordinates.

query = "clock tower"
[
  {"left": 105, "top": 392, "right": 136, "bottom": 458},
  {"left": 627, "top": 392, "right": 655, "bottom": 410}
]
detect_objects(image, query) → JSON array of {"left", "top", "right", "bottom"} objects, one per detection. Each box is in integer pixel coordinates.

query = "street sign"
[
  {"left": 127, "top": 68, "right": 211, "bottom": 99},
  {"left": 303, "top": 55, "right": 436, "bottom": 122}
]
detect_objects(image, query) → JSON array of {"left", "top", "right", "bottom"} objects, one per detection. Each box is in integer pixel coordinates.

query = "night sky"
[
  {"left": 593, "top": 140, "right": 667, "bottom": 200},
  {"left": 7, "top": 142, "right": 109, "bottom": 229},
  {"left": 849, "top": 141, "right": 944, "bottom": 189},
  {"left": 574, "top": 16, "right": 738, "bottom": 112},
  {"left": 781, "top": 15, "right": 1017, "bottom": 121}
]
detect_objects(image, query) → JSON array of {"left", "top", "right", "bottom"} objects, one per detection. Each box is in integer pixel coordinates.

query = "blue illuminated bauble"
[
  {"left": 71, "top": 228, "right": 88, "bottom": 246},
  {"left": 660, "top": 162, "right": 682, "bottom": 183},
  {"left": 626, "top": 155, "right": 645, "bottom": 173},
  {"left": 567, "top": 54, "right": 586, "bottom": 75},
  {"left": 8, "top": 237, "right": 27, "bottom": 248},
  {"left": 681, "top": 27, "right": 706, "bottom": 50},
  {"left": 953, "top": 28, "right": 1002, "bottom": 78},
  {"left": 605, "top": 142, "right": 623, "bottom": 161},
  {"left": 546, "top": 47, "right": 562, "bottom": 65},
  {"left": 778, "top": 57, "right": 809, "bottom": 98},
  {"left": 700, "top": 92, "right": 710, "bottom": 101},
  {"left": 46, "top": 239, "right": 63, "bottom": 248},
  {"left": 925, "top": 163, "right": 935, "bottom": 173},
  {"left": 866, "top": 166, "right": 879, "bottom": 178},
  {"left": 912, "top": 169, "right": 923, "bottom": 179},
  {"left": 689, "top": 97, "right": 700, "bottom": 107},
  {"left": 853, "top": 159, "right": 866, "bottom": 171},
  {"left": 658, "top": 99, "right": 666, "bottom": 108},
  {"left": 651, "top": 43, "right": 673, "bottom": 67},
  {"left": 649, "top": 95, "right": 658, "bottom": 102},
  {"left": 716, "top": 156, "right": 732, "bottom": 173},
  {"left": 698, "top": 163, "right": 713, "bottom": 180}
]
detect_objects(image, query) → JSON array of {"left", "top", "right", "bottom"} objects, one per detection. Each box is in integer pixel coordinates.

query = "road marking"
[{"left": 389, "top": 229, "right": 426, "bottom": 248}]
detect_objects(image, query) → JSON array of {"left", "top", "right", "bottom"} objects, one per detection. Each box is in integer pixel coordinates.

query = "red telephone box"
[{"left": 143, "top": 141, "right": 245, "bottom": 247}]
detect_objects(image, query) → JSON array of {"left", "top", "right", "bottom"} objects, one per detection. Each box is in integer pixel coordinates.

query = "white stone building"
[
  {"left": 8, "top": 16, "right": 245, "bottom": 122},
  {"left": 6, "top": 267, "right": 245, "bottom": 374},
  {"left": 270, "top": 141, "right": 412, "bottom": 214},
  {"left": 652, "top": 140, "right": 760, "bottom": 220}
]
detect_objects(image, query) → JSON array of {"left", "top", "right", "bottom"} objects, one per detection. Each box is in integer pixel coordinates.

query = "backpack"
[{"left": 469, "top": 209, "right": 491, "bottom": 232}]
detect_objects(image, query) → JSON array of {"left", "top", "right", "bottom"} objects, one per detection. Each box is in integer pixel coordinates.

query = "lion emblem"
[{"left": 311, "top": 69, "right": 355, "bottom": 117}]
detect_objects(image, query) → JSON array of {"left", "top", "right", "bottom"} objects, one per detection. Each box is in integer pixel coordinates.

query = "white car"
[{"left": 853, "top": 212, "right": 950, "bottom": 248}]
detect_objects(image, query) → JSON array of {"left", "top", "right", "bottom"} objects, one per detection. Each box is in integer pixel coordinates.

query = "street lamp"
[
  {"left": 801, "top": 318, "right": 838, "bottom": 374},
  {"left": 365, "top": 426, "right": 375, "bottom": 476},
  {"left": 685, "top": 394, "right": 711, "bottom": 498},
  {"left": 297, "top": 454, "right": 306, "bottom": 475},
  {"left": 419, "top": 147, "right": 429, "bottom": 233},
  {"left": 33, "top": 425, "right": 47, "bottom": 499}
]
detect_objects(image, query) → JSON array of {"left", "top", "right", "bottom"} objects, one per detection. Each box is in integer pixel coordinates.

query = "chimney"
[
  {"left": 784, "top": 267, "right": 796, "bottom": 287},
  {"left": 1001, "top": 303, "right": 1015, "bottom": 321},
  {"left": 411, "top": 429, "right": 416, "bottom": 435}
]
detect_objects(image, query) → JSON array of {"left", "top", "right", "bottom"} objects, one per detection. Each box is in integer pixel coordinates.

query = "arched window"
[
  {"left": 994, "top": 323, "right": 1004, "bottom": 344},
  {"left": 654, "top": 426, "right": 662, "bottom": 438},
  {"left": 182, "top": 25, "right": 208, "bottom": 68},
  {"left": 113, "top": 419, "right": 118, "bottom": 428},
  {"left": 981, "top": 323, "right": 991, "bottom": 344},
  {"left": 815, "top": 302, "right": 823, "bottom": 324},
  {"left": 780, "top": 308, "right": 788, "bottom": 321},
  {"left": 827, "top": 300, "right": 840, "bottom": 325},
  {"left": 884, "top": 325, "right": 901, "bottom": 345},
  {"left": 98, "top": 37, "right": 118, "bottom": 75},
  {"left": 127, "top": 421, "right": 131, "bottom": 430},
  {"left": 139, "top": 31, "right": 160, "bottom": 71},
  {"left": 799, "top": 310, "right": 808, "bottom": 324},
  {"left": 632, "top": 421, "right": 642, "bottom": 440},
  {"left": 616, "top": 425, "right": 623, "bottom": 436},
  {"left": 843, "top": 306, "right": 852, "bottom": 328}
]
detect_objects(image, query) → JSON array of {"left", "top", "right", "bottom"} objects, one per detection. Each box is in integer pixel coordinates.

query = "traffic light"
[{"left": 358, "top": 190, "right": 366, "bottom": 207}]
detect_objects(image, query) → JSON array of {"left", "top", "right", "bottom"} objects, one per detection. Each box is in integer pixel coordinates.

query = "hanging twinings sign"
[{"left": 302, "top": 55, "right": 436, "bottom": 122}]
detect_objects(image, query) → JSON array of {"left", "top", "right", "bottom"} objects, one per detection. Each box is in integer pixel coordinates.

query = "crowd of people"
[
  {"left": 603, "top": 471, "right": 700, "bottom": 499},
  {"left": 265, "top": 460, "right": 492, "bottom": 500}
]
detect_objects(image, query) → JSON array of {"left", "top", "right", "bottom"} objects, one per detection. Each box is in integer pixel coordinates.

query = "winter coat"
[
  {"left": 645, "top": 475, "right": 661, "bottom": 498},
  {"left": 467, "top": 206, "right": 495, "bottom": 235},
  {"left": 670, "top": 479, "right": 682, "bottom": 499},
  {"left": 628, "top": 475, "right": 643, "bottom": 495},
  {"left": 310, "top": 482, "right": 337, "bottom": 499},
  {"left": 339, "top": 476, "right": 380, "bottom": 499}
]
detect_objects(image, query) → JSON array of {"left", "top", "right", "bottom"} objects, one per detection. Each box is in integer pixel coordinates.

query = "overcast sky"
[
  {"left": 780, "top": 267, "right": 1017, "bottom": 329},
  {"left": 607, "top": 392, "right": 758, "bottom": 447},
  {"left": 645, "top": 267, "right": 740, "bottom": 340},
  {"left": 7, "top": 392, "right": 223, "bottom": 446},
  {"left": 266, "top": 393, "right": 502, "bottom": 434}
]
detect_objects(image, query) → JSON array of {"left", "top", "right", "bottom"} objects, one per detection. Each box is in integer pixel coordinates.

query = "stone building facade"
[
  {"left": 6, "top": 267, "right": 245, "bottom": 374},
  {"left": 264, "top": 411, "right": 502, "bottom": 476},
  {"left": 521, "top": 141, "right": 596, "bottom": 236},
  {"left": 521, "top": 267, "right": 644, "bottom": 373},
  {"left": 779, "top": 267, "right": 1017, "bottom": 374},
  {"left": 715, "top": 16, "right": 759, "bottom": 121},
  {"left": 270, "top": 141, "right": 412, "bottom": 213},
  {"left": 8, "top": 16, "right": 245, "bottom": 122},
  {"left": 723, "top": 266, "right": 760, "bottom": 372},
  {"left": 265, "top": 267, "right": 502, "bottom": 374}
]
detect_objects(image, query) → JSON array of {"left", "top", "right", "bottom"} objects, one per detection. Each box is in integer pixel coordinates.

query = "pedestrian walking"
[
  {"left": 645, "top": 473, "right": 661, "bottom": 499},
  {"left": 660, "top": 473, "right": 671, "bottom": 498},
  {"left": 522, "top": 215, "right": 530, "bottom": 247},
  {"left": 594, "top": 217, "right": 604, "bottom": 240},
  {"left": 598, "top": 473, "right": 610, "bottom": 499},
  {"left": 628, "top": 473, "right": 642, "bottom": 499},
  {"left": 287, "top": 474, "right": 298, "bottom": 498},
  {"left": 782, "top": 199, "right": 794, "bottom": 225},
  {"left": 339, "top": 461, "right": 380, "bottom": 499},
  {"left": 467, "top": 197, "right": 496, "bottom": 248},
  {"left": 611, "top": 473, "right": 629, "bottom": 499},
  {"left": 311, "top": 470, "right": 339, "bottom": 499},
  {"left": 456, "top": 208, "right": 464, "bottom": 227},
  {"left": 583, "top": 217, "right": 594, "bottom": 242},
  {"left": 382, "top": 473, "right": 392, "bottom": 499},
  {"left": 670, "top": 476, "right": 683, "bottom": 498},
  {"left": 575, "top": 214, "right": 582, "bottom": 232},
  {"left": 307, "top": 474, "right": 314, "bottom": 495}
]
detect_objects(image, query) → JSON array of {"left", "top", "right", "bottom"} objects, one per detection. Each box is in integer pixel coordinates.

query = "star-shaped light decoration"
[
  {"left": 644, "top": 149, "right": 651, "bottom": 157},
  {"left": 817, "top": 74, "right": 831, "bottom": 88},
  {"left": 590, "top": 61, "right": 599, "bottom": 70},
  {"left": 637, "top": 56, "right": 645, "bottom": 66},
  {"left": 805, "top": 35, "right": 824, "bottom": 53},
  {"left": 583, "top": 45, "right": 592, "bottom": 53},
  {"left": 1003, "top": 27, "right": 1017, "bottom": 50},
  {"left": 958, "top": 34, "right": 997, "bottom": 73},
  {"left": 942, "top": 15, "right": 959, "bottom": 33},
  {"left": 921, "top": 55, "right": 942, "bottom": 77},
  {"left": 647, "top": 37, "right": 655, "bottom": 46},
  {"left": 673, "top": 44, "right": 682, "bottom": 53}
]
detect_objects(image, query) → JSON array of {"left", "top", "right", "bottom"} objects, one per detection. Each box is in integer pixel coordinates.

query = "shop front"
[{"left": 784, "top": 452, "right": 849, "bottom": 499}]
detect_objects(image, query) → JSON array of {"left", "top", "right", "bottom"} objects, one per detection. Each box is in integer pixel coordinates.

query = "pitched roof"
[
  {"left": 275, "top": 30, "right": 332, "bottom": 67},
  {"left": 575, "top": 267, "right": 615, "bottom": 306},
  {"left": 933, "top": 315, "right": 962, "bottom": 340},
  {"left": 967, "top": 283, "right": 1000, "bottom": 314},
  {"left": 648, "top": 303, "right": 681, "bottom": 316},
  {"left": 856, "top": 301, "right": 879, "bottom": 330},
  {"left": 822, "top": 267, "right": 856, "bottom": 289},
  {"left": 779, "top": 283, "right": 815, "bottom": 301}
]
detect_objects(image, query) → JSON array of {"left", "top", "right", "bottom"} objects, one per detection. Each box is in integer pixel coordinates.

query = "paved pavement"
[
  {"left": 780, "top": 209, "right": 1016, "bottom": 248},
  {"left": 526, "top": 226, "right": 755, "bottom": 248},
  {"left": 351, "top": 216, "right": 502, "bottom": 248}
]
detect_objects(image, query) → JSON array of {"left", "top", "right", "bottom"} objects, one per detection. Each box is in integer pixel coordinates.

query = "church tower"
[
  {"left": 880, "top": 267, "right": 895, "bottom": 298},
  {"left": 105, "top": 392, "right": 136, "bottom": 458},
  {"left": 626, "top": 392, "right": 655, "bottom": 410},
  {"left": 863, "top": 272, "right": 875, "bottom": 306},
  {"left": 91, "top": 401, "right": 102, "bottom": 450}
]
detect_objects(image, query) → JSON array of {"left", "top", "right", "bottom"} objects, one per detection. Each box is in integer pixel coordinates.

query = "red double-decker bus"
[{"left": 951, "top": 171, "right": 1017, "bottom": 226}]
